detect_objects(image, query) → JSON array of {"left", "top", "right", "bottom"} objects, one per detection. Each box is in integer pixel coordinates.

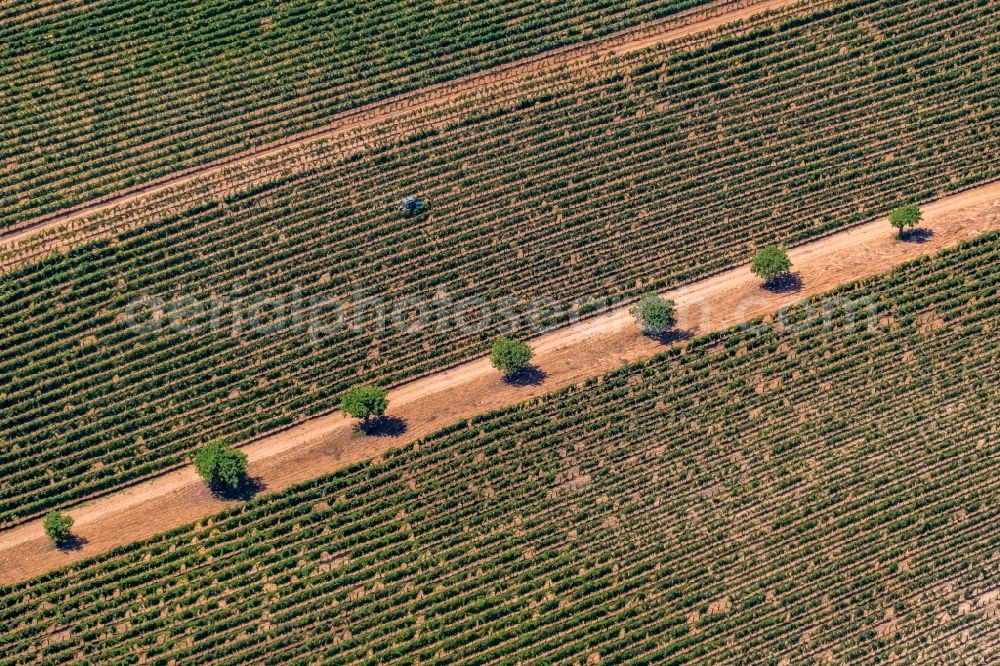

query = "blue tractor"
[{"left": 400, "top": 196, "right": 429, "bottom": 218}]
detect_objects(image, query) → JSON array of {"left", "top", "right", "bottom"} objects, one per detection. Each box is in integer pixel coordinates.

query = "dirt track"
[
  {"left": 1, "top": 179, "right": 998, "bottom": 584},
  {"left": 0, "top": 0, "right": 815, "bottom": 267}
]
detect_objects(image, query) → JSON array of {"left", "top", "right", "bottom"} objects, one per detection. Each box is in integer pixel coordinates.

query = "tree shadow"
[
  {"left": 502, "top": 365, "right": 547, "bottom": 387},
  {"left": 56, "top": 534, "right": 88, "bottom": 552},
  {"left": 359, "top": 415, "right": 408, "bottom": 437},
  {"left": 900, "top": 228, "right": 934, "bottom": 243},
  {"left": 644, "top": 328, "right": 693, "bottom": 345},
  {"left": 211, "top": 475, "right": 265, "bottom": 501},
  {"left": 762, "top": 272, "right": 803, "bottom": 294}
]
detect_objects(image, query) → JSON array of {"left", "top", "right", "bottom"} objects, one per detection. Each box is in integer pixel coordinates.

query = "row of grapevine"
[
  {"left": 0, "top": 0, "right": 804, "bottom": 271},
  {"left": 1, "top": 0, "right": 998, "bottom": 524},
  {"left": 0, "top": 0, "right": 719, "bottom": 227},
  {"left": 2, "top": 227, "right": 999, "bottom": 664}
]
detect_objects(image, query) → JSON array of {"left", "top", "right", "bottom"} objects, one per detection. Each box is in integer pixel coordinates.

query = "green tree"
[
  {"left": 340, "top": 384, "right": 388, "bottom": 427},
  {"left": 889, "top": 203, "right": 922, "bottom": 238},
  {"left": 751, "top": 245, "right": 792, "bottom": 283},
  {"left": 43, "top": 511, "right": 74, "bottom": 547},
  {"left": 491, "top": 336, "right": 533, "bottom": 375},
  {"left": 630, "top": 293, "right": 676, "bottom": 335},
  {"left": 193, "top": 440, "right": 248, "bottom": 490}
]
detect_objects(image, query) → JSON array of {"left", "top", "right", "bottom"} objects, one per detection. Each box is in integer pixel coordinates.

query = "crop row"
[
  {"left": 0, "top": 0, "right": 723, "bottom": 227},
  {"left": 2, "top": 226, "right": 999, "bottom": 664},
  {"left": 0, "top": 0, "right": 998, "bottom": 524},
  {"left": 0, "top": 0, "right": 805, "bottom": 271},
  {"left": 1, "top": 0, "right": 1000, "bottom": 520}
]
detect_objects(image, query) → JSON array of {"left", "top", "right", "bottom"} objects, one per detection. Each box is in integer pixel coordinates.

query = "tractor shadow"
[
  {"left": 502, "top": 366, "right": 547, "bottom": 387},
  {"left": 211, "top": 475, "right": 266, "bottom": 502},
  {"left": 762, "top": 272, "right": 803, "bottom": 294},
  {"left": 359, "top": 416, "right": 408, "bottom": 438},
  {"left": 56, "top": 534, "right": 89, "bottom": 552},
  {"left": 900, "top": 228, "right": 934, "bottom": 243},
  {"left": 645, "top": 329, "right": 693, "bottom": 345}
]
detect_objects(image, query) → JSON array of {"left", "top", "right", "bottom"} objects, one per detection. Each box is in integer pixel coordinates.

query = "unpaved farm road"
[
  {"left": 0, "top": 0, "right": 809, "bottom": 261},
  {"left": 1, "top": 180, "right": 998, "bottom": 584}
]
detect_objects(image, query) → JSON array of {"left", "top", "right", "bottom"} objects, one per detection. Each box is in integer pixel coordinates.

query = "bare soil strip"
[
  {"left": 0, "top": 0, "right": 816, "bottom": 269},
  {"left": 1, "top": 180, "right": 998, "bottom": 584}
]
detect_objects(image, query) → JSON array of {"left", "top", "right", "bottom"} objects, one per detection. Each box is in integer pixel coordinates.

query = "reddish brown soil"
[
  {"left": 1, "top": 180, "right": 997, "bottom": 584},
  {"left": 0, "top": 0, "right": 812, "bottom": 266}
]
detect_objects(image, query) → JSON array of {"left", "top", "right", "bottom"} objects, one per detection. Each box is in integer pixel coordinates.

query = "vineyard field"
[
  {"left": 0, "top": 0, "right": 714, "bottom": 228},
  {"left": 3, "top": 227, "right": 999, "bottom": 664},
  {"left": 1, "top": 0, "right": 999, "bottom": 525}
]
